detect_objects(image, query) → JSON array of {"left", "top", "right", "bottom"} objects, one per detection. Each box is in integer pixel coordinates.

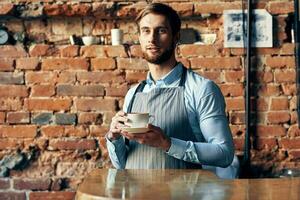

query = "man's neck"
[{"left": 148, "top": 57, "right": 177, "bottom": 82}]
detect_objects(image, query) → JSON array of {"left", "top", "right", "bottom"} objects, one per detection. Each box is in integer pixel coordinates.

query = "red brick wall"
[{"left": 0, "top": 0, "right": 298, "bottom": 199}]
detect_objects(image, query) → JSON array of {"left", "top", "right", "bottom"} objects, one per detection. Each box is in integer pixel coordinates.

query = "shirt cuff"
[
  {"left": 105, "top": 135, "right": 124, "bottom": 151},
  {"left": 166, "top": 137, "right": 187, "bottom": 160}
]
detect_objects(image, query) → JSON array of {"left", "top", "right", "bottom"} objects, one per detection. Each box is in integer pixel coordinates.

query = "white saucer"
[{"left": 121, "top": 127, "right": 149, "bottom": 134}]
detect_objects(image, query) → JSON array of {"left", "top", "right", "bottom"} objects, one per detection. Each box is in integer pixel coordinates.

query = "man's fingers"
[{"left": 147, "top": 123, "right": 160, "bottom": 132}]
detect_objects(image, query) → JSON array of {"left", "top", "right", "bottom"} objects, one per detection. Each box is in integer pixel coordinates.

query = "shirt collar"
[{"left": 146, "top": 62, "right": 183, "bottom": 87}]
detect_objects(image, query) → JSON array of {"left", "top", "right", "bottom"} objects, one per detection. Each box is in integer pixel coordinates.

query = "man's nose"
[{"left": 149, "top": 31, "right": 158, "bottom": 43}]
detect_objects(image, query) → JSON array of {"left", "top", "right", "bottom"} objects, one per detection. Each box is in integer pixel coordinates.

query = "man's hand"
[
  {"left": 121, "top": 124, "right": 171, "bottom": 151},
  {"left": 107, "top": 111, "right": 128, "bottom": 140}
]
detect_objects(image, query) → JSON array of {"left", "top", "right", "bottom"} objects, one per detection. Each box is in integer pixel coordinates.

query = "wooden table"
[{"left": 76, "top": 168, "right": 300, "bottom": 200}]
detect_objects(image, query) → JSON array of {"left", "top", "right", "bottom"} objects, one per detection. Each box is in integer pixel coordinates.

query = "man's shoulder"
[{"left": 185, "top": 69, "right": 221, "bottom": 97}]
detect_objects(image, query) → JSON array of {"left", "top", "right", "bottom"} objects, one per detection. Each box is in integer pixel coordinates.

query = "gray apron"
[{"left": 125, "top": 67, "right": 201, "bottom": 169}]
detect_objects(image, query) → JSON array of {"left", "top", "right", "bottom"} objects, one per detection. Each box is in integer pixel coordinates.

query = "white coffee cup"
[
  {"left": 82, "top": 36, "right": 99, "bottom": 46},
  {"left": 125, "top": 113, "right": 149, "bottom": 128},
  {"left": 111, "top": 29, "right": 123, "bottom": 46}
]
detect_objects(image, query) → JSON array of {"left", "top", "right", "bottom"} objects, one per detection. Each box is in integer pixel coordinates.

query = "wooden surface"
[{"left": 76, "top": 168, "right": 300, "bottom": 200}]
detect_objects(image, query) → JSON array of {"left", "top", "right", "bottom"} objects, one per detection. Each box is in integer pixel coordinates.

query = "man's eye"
[
  {"left": 158, "top": 29, "right": 167, "bottom": 34},
  {"left": 142, "top": 29, "right": 150, "bottom": 34}
]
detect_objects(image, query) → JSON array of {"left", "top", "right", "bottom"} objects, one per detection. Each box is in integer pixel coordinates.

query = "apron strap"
[
  {"left": 127, "top": 80, "right": 147, "bottom": 113},
  {"left": 125, "top": 80, "right": 147, "bottom": 146},
  {"left": 179, "top": 66, "right": 187, "bottom": 87}
]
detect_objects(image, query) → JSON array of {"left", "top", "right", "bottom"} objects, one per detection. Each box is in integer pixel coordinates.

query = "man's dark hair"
[{"left": 135, "top": 3, "right": 181, "bottom": 36}]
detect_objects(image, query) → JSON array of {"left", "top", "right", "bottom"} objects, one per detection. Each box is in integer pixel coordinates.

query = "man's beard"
[{"left": 143, "top": 43, "right": 176, "bottom": 65}]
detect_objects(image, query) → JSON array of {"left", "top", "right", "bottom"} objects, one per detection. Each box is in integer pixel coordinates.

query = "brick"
[
  {"left": 57, "top": 84, "right": 104, "bottom": 97},
  {"left": 230, "top": 112, "right": 245, "bottom": 125},
  {"left": 270, "top": 97, "right": 289, "bottom": 110},
  {"left": 90, "top": 125, "right": 109, "bottom": 137},
  {"left": 0, "top": 178, "right": 10, "bottom": 190},
  {"left": 0, "top": 98, "right": 22, "bottom": 111},
  {"left": 117, "top": 58, "right": 148, "bottom": 70},
  {"left": 77, "top": 71, "right": 125, "bottom": 84},
  {"left": 0, "top": 85, "right": 28, "bottom": 97},
  {"left": 280, "top": 138, "right": 300, "bottom": 149},
  {"left": 282, "top": 84, "right": 296, "bottom": 96},
  {"left": 60, "top": 45, "right": 79, "bottom": 57},
  {"left": 116, "top": 2, "right": 147, "bottom": 18},
  {"left": 180, "top": 45, "right": 218, "bottom": 57},
  {"left": 281, "top": 43, "right": 295, "bottom": 55},
  {"left": 13, "top": 178, "right": 51, "bottom": 190},
  {"left": 194, "top": 2, "right": 242, "bottom": 14},
  {"left": 267, "top": 112, "right": 290, "bottom": 124},
  {"left": 75, "top": 98, "right": 116, "bottom": 111},
  {"left": 256, "top": 71, "right": 273, "bottom": 83},
  {"left": 80, "top": 46, "right": 106, "bottom": 58},
  {"left": 290, "top": 96, "right": 297, "bottom": 111},
  {"left": 0, "top": 125, "right": 37, "bottom": 138},
  {"left": 0, "top": 192, "right": 26, "bottom": 200},
  {"left": 130, "top": 45, "right": 143, "bottom": 58},
  {"left": 253, "top": 138, "right": 277, "bottom": 150},
  {"left": 258, "top": 84, "right": 281, "bottom": 96},
  {"left": 0, "top": 179, "right": 9, "bottom": 189},
  {"left": 0, "top": 112, "right": 4, "bottom": 124},
  {"left": 103, "top": 111, "right": 115, "bottom": 125},
  {"left": 268, "top": 2, "right": 294, "bottom": 15},
  {"left": 41, "top": 126, "right": 64, "bottom": 138},
  {"left": 48, "top": 139, "right": 96, "bottom": 150},
  {"left": 0, "top": 139, "right": 22, "bottom": 150},
  {"left": 44, "top": 4, "right": 91, "bottom": 16},
  {"left": 57, "top": 71, "right": 76, "bottom": 84},
  {"left": 176, "top": 58, "right": 190, "bottom": 68},
  {"left": 0, "top": 3, "right": 14, "bottom": 15},
  {"left": 42, "top": 58, "right": 89, "bottom": 70},
  {"left": 7, "top": 112, "right": 30, "bottom": 124},
  {"left": 0, "top": 72, "right": 24, "bottom": 84},
  {"left": 65, "top": 126, "right": 89, "bottom": 137},
  {"left": 0, "top": 46, "right": 27, "bottom": 58},
  {"left": 91, "top": 58, "right": 116, "bottom": 70},
  {"left": 50, "top": 178, "right": 63, "bottom": 191},
  {"left": 289, "top": 150, "right": 300, "bottom": 161},
  {"left": 54, "top": 113, "right": 77, "bottom": 125},
  {"left": 233, "top": 137, "right": 244, "bottom": 151},
  {"left": 169, "top": 3, "right": 193, "bottom": 17},
  {"left": 288, "top": 125, "right": 300, "bottom": 137},
  {"left": 255, "top": 98, "right": 269, "bottom": 112},
  {"left": 126, "top": 71, "right": 147, "bottom": 83},
  {"left": 29, "top": 44, "right": 60, "bottom": 57},
  {"left": 225, "top": 98, "right": 245, "bottom": 111},
  {"left": 25, "top": 99, "right": 72, "bottom": 111},
  {"left": 195, "top": 71, "right": 221, "bottom": 83},
  {"left": 266, "top": 56, "right": 295, "bottom": 68},
  {"left": 0, "top": 58, "right": 14, "bottom": 71},
  {"left": 32, "top": 113, "right": 53, "bottom": 125},
  {"left": 224, "top": 71, "right": 244, "bottom": 83},
  {"left": 92, "top": 2, "right": 115, "bottom": 18},
  {"left": 78, "top": 113, "right": 103, "bottom": 125},
  {"left": 16, "top": 58, "right": 39, "bottom": 70},
  {"left": 190, "top": 57, "right": 241, "bottom": 69},
  {"left": 274, "top": 70, "right": 295, "bottom": 83},
  {"left": 105, "top": 46, "right": 128, "bottom": 58},
  {"left": 106, "top": 85, "right": 129, "bottom": 97},
  {"left": 256, "top": 125, "right": 286, "bottom": 137},
  {"left": 31, "top": 85, "right": 55, "bottom": 97},
  {"left": 25, "top": 72, "right": 58, "bottom": 84},
  {"left": 290, "top": 111, "right": 297, "bottom": 124},
  {"left": 220, "top": 84, "right": 244, "bottom": 97},
  {"left": 229, "top": 125, "right": 245, "bottom": 137},
  {"left": 29, "top": 191, "right": 75, "bottom": 200},
  {"left": 51, "top": 17, "right": 83, "bottom": 35}
]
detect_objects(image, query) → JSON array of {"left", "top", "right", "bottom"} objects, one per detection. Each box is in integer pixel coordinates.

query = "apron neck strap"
[{"left": 179, "top": 66, "right": 187, "bottom": 87}]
